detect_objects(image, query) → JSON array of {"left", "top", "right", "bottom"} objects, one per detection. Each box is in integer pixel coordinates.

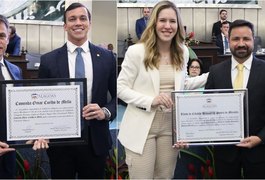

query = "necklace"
[{"left": 160, "top": 56, "right": 171, "bottom": 65}]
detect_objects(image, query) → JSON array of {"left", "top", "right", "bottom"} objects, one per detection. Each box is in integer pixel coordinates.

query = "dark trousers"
[
  {"left": 47, "top": 132, "right": 107, "bottom": 179},
  {"left": 0, "top": 151, "right": 16, "bottom": 179},
  {"left": 215, "top": 149, "right": 265, "bottom": 179}
]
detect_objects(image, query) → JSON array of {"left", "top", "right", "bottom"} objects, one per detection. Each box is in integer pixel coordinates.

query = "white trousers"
[{"left": 125, "top": 111, "right": 179, "bottom": 179}]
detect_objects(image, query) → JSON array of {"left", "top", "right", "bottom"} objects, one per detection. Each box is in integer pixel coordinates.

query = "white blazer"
[{"left": 117, "top": 43, "right": 208, "bottom": 154}]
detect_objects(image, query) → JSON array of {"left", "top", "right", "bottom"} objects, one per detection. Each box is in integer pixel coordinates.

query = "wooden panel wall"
[
  {"left": 118, "top": 2, "right": 265, "bottom": 57},
  {"left": 9, "top": 0, "right": 117, "bottom": 55}
]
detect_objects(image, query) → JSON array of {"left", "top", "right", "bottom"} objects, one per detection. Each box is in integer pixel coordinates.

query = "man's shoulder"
[
  {"left": 90, "top": 43, "right": 111, "bottom": 54},
  {"left": 215, "top": 34, "right": 223, "bottom": 42},
  {"left": 253, "top": 57, "right": 265, "bottom": 66},
  {"left": 14, "top": 34, "right": 21, "bottom": 40},
  {"left": 210, "top": 60, "right": 230, "bottom": 71},
  {"left": 41, "top": 44, "right": 66, "bottom": 58},
  {"left": 4, "top": 59, "right": 20, "bottom": 71},
  {"left": 136, "top": 17, "right": 144, "bottom": 22},
  {"left": 213, "top": 21, "right": 220, "bottom": 25}
]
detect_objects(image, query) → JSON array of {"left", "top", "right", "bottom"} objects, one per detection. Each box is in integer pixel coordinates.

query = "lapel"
[
  {"left": 89, "top": 42, "right": 102, "bottom": 97},
  {"left": 174, "top": 70, "right": 182, "bottom": 90},
  {"left": 4, "top": 60, "right": 17, "bottom": 80},
  {"left": 149, "top": 67, "right": 160, "bottom": 95},
  {"left": 247, "top": 57, "right": 260, "bottom": 89},
  {"left": 223, "top": 60, "right": 233, "bottom": 88},
  {"left": 57, "top": 44, "right": 70, "bottom": 78}
]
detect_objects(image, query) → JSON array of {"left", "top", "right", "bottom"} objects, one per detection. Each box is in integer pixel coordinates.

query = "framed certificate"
[
  {"left": 0, "top": 78, "right": 87, "bottom": 147},
  {"left": 172, "top": 89, "right": 249, "bottom": 146}
]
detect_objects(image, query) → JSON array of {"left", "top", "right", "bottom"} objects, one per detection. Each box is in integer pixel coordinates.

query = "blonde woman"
[{"left": 117, "top": 1, "right": 208, "bottom": 179}]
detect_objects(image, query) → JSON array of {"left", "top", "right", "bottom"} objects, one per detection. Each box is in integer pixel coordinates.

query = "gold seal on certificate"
[{"left": 172, "top": 89, "right": 249, "bottom": 146}]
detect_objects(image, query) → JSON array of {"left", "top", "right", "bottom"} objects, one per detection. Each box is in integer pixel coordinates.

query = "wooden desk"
[
  {"left": 5, "top": 54, "right": 40, "bottom": 79},
  {"left": 190, "top": 43, "right": 219, "bottom": 72}
]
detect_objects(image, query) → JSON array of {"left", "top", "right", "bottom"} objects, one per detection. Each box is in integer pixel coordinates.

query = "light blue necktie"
[
  {"left": 75, "top": 47, "right": 85, "bottom": 78},
  {"left": 75, "top": 47, "right": 86, "bottom": 129},
  {"left": 224, "top": 37, "right": 229, "bottom": 51}
]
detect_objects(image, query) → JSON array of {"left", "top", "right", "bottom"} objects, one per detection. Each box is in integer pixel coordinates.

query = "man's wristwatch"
[{"left": 101, "top": 107, "right": 111, "bottom": 120}]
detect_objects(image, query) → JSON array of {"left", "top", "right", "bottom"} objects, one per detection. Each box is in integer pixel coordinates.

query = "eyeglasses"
[{"left": 189, "top": 66, "right": 200, "bottom": 70}]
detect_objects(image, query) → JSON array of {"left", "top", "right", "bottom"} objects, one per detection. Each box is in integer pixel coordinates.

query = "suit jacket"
[
  {"left": 38, "top": 42, "right": 117, "bottom": 155},
  {"left": 205, "top": 57, "right": 265, "bottom": 163},
  {"left": 6, "top": 34, "right": 21, "bottom": 55},
  {"left": 135, "top": 17, "right": 146, "bottom": 40},
  {"left": 212, "top": 20, "right": 231, "bottom": 37},
  {"left": 0, "top": 60, "right": 22, "bottom": 178},
  {"left": 215, "top": 34, "right": 224, "bottom": 54},
  {"left": 117, "top": 43, "right": 208, "bottom": 154}
]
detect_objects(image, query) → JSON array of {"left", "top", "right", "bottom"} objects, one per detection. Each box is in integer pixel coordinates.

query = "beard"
[{"left": 230, "top": 46, "right": 253, "bottom": 60}]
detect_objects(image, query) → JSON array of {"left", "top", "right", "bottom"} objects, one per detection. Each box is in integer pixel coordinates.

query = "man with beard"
[{"left": 205, "top": 19, "right": 265, "bottom": 179}]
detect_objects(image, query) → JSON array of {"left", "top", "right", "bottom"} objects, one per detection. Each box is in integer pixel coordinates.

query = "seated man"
[
  {"left": 215, "top": 21, "right": 230, "bottom": 55},
  {"left": 6, "top": 26, "right": 21, "bottom": 55},
  {"left": 212, "top": 9, "right": 231, "bottom": 38}
]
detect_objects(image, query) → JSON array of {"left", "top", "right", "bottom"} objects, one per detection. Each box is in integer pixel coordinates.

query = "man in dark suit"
[
  {"left": 38, "top": 2, "right": 116, "bottom": 179},
  {"left": 215, "top": 21, "right": 230, "bottom": 54},
  {"left": 6, "top": 26, "right": 21, "bottom": 55},
  {"left": 135, "top": 7, "right": 150, "bottom": 40},
  {"left": 212, "top": 9, "right": 231, "bottom": 38},
  {"left": 206, "top": 19, "right": 265, "bottom": 178},
  {"left": 0, "top": 15, "right": 22, "bottom": 179}
]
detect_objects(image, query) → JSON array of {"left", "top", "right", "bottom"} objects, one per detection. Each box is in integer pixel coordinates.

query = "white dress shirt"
[
  {"left": 67, "top": 40, "right": 93, "bottom": 103},
  {"left": 0, "top": 58, "right": 12, "bottom": 80},
  {"left": 231, "top": 54, "right": 253, "bottom": 89}
]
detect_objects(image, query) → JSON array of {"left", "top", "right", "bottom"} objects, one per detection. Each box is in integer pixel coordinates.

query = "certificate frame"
[
  {"left": 172, "top": 89, "right": 249, "bottom": 146},
  {"left": 0, "top": 78, "right": 88, "bottom": 148}
]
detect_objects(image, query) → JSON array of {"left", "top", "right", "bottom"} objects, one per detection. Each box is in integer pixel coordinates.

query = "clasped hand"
[
  {"left": 82, "top": 103, "right": 105, "bottom": 120},
  {"left": 152, "top": 93, "right": 173, "bottom": 109},
  {"left": 26, "top": 139, "right": 49, "bottom": 150}
]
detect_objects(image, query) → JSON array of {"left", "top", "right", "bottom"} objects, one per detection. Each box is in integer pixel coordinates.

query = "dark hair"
[
  {"left": 220, "top": 9, "right": 227, "bottom": 15},
  {"left": 63, "top": 2, "right": 91, "bottom": 23},
  {"left": 9, "top": 26, "right": 16, "bottom": 35},
  {"left": 0, "top": 15, "right": 9, "bottom": 30},
  {"left": 221, "top": 21, "right": 229, "bottom": 26},
  {"left": 228, "top": 19, "right": 254, "bottom": 38},
  {"left": 187, "top": 58, "right": 203, "bottom": 75}
]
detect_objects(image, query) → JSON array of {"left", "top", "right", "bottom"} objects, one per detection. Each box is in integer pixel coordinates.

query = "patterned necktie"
[
  {"left": 234, "top": 64, "right": 244, "bottom": 89},
  {"left": 75, "top": 47, "right": 85, "bottom": 78},
  {"left": 0, "top": 63, "right": 4, "bottom": 81}
]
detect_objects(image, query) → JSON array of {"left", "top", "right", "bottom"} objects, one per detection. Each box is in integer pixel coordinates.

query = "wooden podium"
[{"left": 190, "top": 42, "right": 219, "bottom": 73}]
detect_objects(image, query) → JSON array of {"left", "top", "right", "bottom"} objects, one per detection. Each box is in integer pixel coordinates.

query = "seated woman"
[{"left": 187, "top": 58, "right": 203, "bottom": 77}]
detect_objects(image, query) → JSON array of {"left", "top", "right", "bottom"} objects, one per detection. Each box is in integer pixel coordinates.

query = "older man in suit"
[
  {"left": 135, "top": 7, "right": 150, "bottom": 40},
  {"left": 206, "top": 19, "right": 265, "bottom": 178},
  {"left": 0, "top": 14, "right": 22, "bottom": 179},
  {"left": 38, "top": 2, "right": 116, "bottom": 179}
]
